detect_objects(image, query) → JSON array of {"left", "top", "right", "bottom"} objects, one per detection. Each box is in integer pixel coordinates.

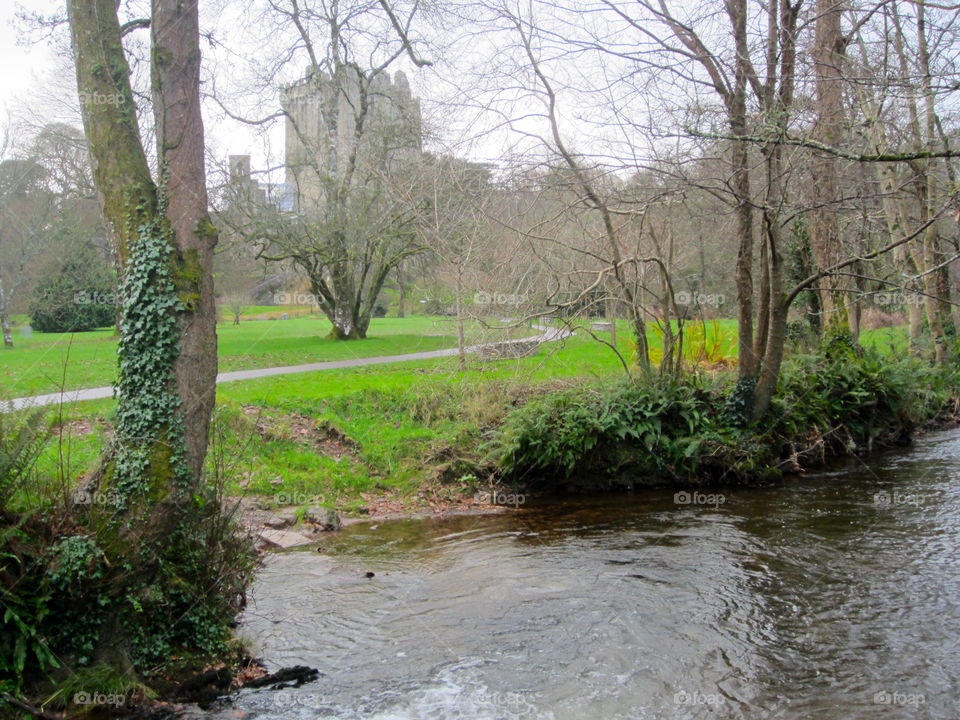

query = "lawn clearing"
[{"left": 0, "top": 313, "right": 536, "bottom": 398}]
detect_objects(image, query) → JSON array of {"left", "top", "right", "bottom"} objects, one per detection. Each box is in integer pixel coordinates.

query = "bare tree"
[
  {"left": 401, "top": 155, "right": 495, "bottom": 368},
  {"left": 217, "top": 0, "right": 431, "bottom": 339}
]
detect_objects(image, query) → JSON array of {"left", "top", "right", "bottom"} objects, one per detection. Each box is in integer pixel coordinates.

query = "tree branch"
[
  {"left": 377, "top": 0, "right": 432, "bottom": 67},
  {"left": 120, "top": 18, "right": 150, "bottom": 36},
  {"left": 685, "top": 127, "right": 960, "bottom": 162}
]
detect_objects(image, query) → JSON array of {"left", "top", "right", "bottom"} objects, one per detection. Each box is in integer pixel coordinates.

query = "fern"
[{"left": 0, "top": 409, "right": 50, "bottom": 512}]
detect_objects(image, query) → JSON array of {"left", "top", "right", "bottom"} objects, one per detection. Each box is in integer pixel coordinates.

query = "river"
[{"left": 228, "top": 427, "right": 960, "bottom": 719}]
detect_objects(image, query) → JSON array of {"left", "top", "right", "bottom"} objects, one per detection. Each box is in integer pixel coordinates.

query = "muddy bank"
[{"left": 231, "top": 489, "right": 517, "bottom": 552}]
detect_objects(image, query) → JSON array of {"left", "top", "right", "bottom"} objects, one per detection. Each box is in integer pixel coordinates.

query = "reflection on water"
[{"left": 230, "top": 429, "right": 960, "bottom": 719}]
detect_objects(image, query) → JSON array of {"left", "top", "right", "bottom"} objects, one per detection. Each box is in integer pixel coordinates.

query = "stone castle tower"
[{"left": 280, "top": 66, "right": 422, "bottom": 213}]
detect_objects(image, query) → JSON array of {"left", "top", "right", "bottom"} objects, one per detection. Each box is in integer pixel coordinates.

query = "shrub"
[
  {"left": 29, "top": 248, "right": 115, "bottom": 333},
  {"left": 772, "top": 348, "right": 957, "bottom": 455},
  {"left": 0, "top": 408, "right": 255, "bottom": 700},
  {"left": 0, "top": 410, "right": 49, "bottom": 514},
  {"left": 495, "top": 378, "right": 722, "bottom": 489},
  {"left": 493, "top": 349, "right": 960, "bottom": 490}
]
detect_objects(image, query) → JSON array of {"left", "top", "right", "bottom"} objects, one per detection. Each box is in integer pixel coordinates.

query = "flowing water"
[{"left": 229, "top": 428, "right": 960, "bottom": 719}]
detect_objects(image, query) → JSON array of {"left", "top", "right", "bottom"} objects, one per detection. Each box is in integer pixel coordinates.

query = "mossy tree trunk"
[
  {"left": 68, "top": 0, "right": 217, "bottom": 491},
  {"left": 67, "top": 0, "right": 224, "bottom": 672},
  {"left": 728, "top": 0, "right": 757, "bottom": 381},
  {"left": 152, "top": 0, "right": 219, "bottom": 478}
]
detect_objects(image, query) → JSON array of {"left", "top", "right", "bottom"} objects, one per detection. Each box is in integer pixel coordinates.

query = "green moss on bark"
[{"left": 173, "top": 248, "right": 203, "bottom": 312}]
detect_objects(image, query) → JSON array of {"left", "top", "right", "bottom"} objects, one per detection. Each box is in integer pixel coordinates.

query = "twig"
[{"left": 1, "top": 694, "right": 63, "bottom": 720}]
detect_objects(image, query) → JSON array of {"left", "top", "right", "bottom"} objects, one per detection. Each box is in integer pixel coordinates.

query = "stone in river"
[
  {"left": 304, "top": 506, "right": 342, "bottom": 531},
  {"left": 258, "top": 529, "right": 314, "bottom": 549},
  {"left": 263, "top": 509, "right": 298, "bottom": 529}
]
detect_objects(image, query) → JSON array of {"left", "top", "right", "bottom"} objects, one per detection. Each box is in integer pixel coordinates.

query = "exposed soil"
[
  {"left": 240, "top": 406, "right": 358, "bottom": 462},
  {"left": 54, "top": 418, "right": 108, "bottom": 438}
]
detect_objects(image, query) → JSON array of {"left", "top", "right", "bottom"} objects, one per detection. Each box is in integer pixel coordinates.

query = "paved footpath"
[{"left": 1, "top": 325, "right": 571, "bottom": 413}]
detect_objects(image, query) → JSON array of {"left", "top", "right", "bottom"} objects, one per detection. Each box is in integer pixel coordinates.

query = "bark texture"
[{"left": 152, "top": 0, "right": 219, "bottom": 478}]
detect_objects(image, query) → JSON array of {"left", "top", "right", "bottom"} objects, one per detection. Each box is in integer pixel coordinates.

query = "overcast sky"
[
  {"left": 1, "top": 2, "right": 60, "bottom": 121},
  {"left": 0, "top": 0, "right": 666, "bottom": 178},
  {"left": 0, "top": 0, "right": 490, "bottom": 177}
]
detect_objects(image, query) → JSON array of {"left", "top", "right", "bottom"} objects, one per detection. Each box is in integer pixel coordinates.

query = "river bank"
[
  {"left": 6, "top": 414, "right": 957, "bottom": 720},
  {"left": 220, "top": 341, "right": 960, "bottom": 555}
]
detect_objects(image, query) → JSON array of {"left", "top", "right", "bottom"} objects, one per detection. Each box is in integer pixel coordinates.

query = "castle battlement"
[{"left": 281, "top": 65, "right": 423, "bottom": 213}]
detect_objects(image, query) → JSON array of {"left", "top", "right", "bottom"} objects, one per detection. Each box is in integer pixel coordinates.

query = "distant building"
[
  {"left": 227, "top": 154, "right": 295, "bottom": 212},
  {"left": 225, "top": 66, "right": 421, "bottom": 220},
  {"left": 280, "top": 66, "right": 423, "bottom": 213}
]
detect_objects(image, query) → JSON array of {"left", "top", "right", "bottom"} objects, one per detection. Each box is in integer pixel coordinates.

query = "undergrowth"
[{"left": 494, "top": 349, "right": 959, "bottom": 489}]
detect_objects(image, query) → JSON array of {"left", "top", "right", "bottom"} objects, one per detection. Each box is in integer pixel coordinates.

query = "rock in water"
[
  {"left": 174, "top": 667, "right": 233, "bottom": 708},
  {"left": 263, "top": 509, "right": 298, "bottom": 529},
  {"left": 258, "top": 529, "right": 314, "bottom": 549},
  {"left": 243, "top": 665, "right": 321, "bottom": 689},
  {"left": 304, "top": 506, "right": 341, "bottom": 531}
]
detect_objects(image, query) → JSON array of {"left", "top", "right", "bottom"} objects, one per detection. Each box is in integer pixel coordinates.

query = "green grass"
[
  {"left": 13, "top": 329, "right": 629, "bottom": 512},
  {"left": 6, "top": 317, "right": 918, "bottom": 514},
  {"left": 201, "top": 330, "right": 672, "bottom": 506},
  {"left": 0, "top": 313, "right": 536, "bottom": 398},
  {"left": 859, "top": 325, "right": 910, "bottom": 354}
]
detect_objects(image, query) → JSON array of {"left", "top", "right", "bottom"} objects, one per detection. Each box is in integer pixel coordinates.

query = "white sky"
[
  {"left": 0, "top": 0, "right": 518, "bottom": 180},
  {"left": 0, "top": 0, "right": 699, "bottom": 180},
  {"left": 0, "top": 1, "right": 62, "bottom": 120}
]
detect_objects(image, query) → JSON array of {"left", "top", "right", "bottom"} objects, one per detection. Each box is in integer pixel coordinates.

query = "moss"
[
  {"left": 196, "top": 218, "right": 218, "bottom": 239},
  {"left": 112, "top": 186, "right": 158, "bottom": 267},
  {"left": 145, "top": 435, "right": 176, "bottom": 504},
  {"left": 173, "top": 248, "right": 202, "bottom": 312},
  {"left": 152, "top": 46, "right": 175, "bottom": 69},
  {"left": 109, "top": 54, "right": 129, "bottom": 84}
]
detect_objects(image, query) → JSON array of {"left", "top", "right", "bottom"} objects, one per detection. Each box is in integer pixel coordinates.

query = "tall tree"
[
  {"left": 152, "top": 0, "right": 219, "bottom": 478},
  {"left": 809, "top": 0, "right": 852, "bottom": 336},
  {"left": 217, "top": 0, "right": 431, "bottom": 340},
  {"left": 66, "top": 0, "right": 230, "bottom": 672},
  {"left": 0, "top": 157, "right": 52, "bottom": 348},
  {"left": 68, "top": 0, "right": 217, "bottom": 486}
]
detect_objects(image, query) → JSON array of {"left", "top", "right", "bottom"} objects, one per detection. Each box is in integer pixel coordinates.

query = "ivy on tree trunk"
[{"left": 67, "top": 0, "right": 228, "bottom": 671}]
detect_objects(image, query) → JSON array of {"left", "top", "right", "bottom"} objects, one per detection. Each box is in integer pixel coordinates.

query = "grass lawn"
[
  {"left": 10, "top": 319, "right": 729, "bottom": 510},
  {"left": 0, "top": 312, "right": 537, "bottom": 398}
]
